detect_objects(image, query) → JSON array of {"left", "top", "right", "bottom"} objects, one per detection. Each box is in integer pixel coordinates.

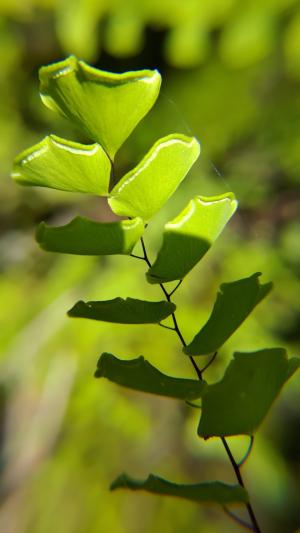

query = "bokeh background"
[{"left": 1, "top": 1, "right": 300, "bottom": 531}]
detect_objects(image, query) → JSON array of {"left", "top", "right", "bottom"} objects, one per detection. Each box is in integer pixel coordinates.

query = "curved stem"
[
  {"left": 158, "top": 323, "right": 175, "bottom": 331},
  {"left": 200, "top": 351, "right": 218, "bottom": 374},
  {"left": 238, "top": 436, "right": 254, "bottom": 468},
  {"left": 130, "top": 253, "right": 144, "bottom": 260},
  {"left": 132, "top": 235, "right": 261, "bottom": 532},
  {"left": 223, "top": 506, "right": 255, "bottom": 531},
  {"left": 221, "top": 438, "right": 261, "bottom": 533},
  {"left": 168, "top": 280, "right": 183, "bottom": 297}
]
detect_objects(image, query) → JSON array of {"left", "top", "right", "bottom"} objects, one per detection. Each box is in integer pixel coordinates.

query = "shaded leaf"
[
  {"left": 95, "top": 353, "right": 205, "bottom": 400},
  {"left": 108, "top": 134, "right": 200, "bottom": 220},
  {"left": 198, "top": 348, "right": 300, "bottom": 438},
  {"left": 68, "top": 298, "right": 176, "bottom": 324},
  {"left": 39, "top": 56, "right": 161, "bottom": 159},
  {"left": 11, "top": 135, "right": 110, "bottom": 195},
  {"left": 111, "top": 473, "right": 248, "bottom": 505},
  {"left": 184, "top": 273, "right": 272, "bottom": 356},
  {"left": 36, "top": 216, "right": 143, "bottom": 255},
  {"left": 147, "top": 193, "right": 237, "bottom": 283}
]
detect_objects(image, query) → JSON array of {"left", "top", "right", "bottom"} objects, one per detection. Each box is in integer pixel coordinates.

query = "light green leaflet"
[
  {"left": 108, "top": 134, "right": 200, "bottom": 220},
  {"left": 36, "top": 216, "right": 144, "bottom": 255},
  {"left": 198, "top": 349, "right": 300, "bottom": 438},
  {"left": 68, "top": 298, "right": 176, "bottom": 324},
  {"left": 184, "top": 273, "right": 272, "bottom": 356},
  {"left": 111, "top": 474, "right": 248, "bottom": 505},
  {"left": 11, "top": 135, "right": 111, "bottom": 195},
  {"left": 147, "top": 193, "right": 238, "bottom": 284},
  {"left": 94, "top": 353, "right": 205, "bottom": 400},
  {"left": 39, "top": 56, "right": 161, "bottom": 159}
]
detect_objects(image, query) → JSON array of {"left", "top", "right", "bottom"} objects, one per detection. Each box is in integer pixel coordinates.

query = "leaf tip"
[
  {"left": 67, "top": 300, "right": 85, "bottom": 317},
  {"left": 39, "top": 55, "right": 77, "bottom": 85},
  {"left": 11, "top": 167, "right": 22, "bottom": 183},
  {"left": 110, "top": 473, "right": 128, "bottom": 491},
  {"left": 94, "top": 352, "right": 112, "bottom": 378}
]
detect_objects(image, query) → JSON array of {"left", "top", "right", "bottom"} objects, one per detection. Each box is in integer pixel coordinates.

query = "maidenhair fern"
[{"left": 12, "top": 55, "right": 300, "bottom": 533}]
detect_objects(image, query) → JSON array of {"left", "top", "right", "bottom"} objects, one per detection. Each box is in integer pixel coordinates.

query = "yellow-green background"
[{"left": 1, "top": 0, "right": 300, "bottom": 531}]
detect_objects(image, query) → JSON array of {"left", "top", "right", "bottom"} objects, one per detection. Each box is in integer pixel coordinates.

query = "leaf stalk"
[{"left": 134, "top": 235, "right": 261, "bottom": 533}]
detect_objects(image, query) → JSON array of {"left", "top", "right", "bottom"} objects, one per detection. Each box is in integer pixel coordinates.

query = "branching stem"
[
  {"left": 132, "top": 235, "right": 262, "bottom": 533},
  {"left": 223, "top": 506, "right": 255, "bottom": 531},
  {"left": 168, "top": 279, "right": 183, "bottom": 297},
  {"left": 158, "top": 323, "right": 175, "bottom": 331},
  {"left": 130, "top": 253, "right": 144, "bottom": 260},
  {"left": 221, "top": 437, "right": 261, "bottom": 532}
]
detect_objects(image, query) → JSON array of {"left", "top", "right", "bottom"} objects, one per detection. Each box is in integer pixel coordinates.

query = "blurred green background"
[{"left": 1, "top": 0, "right": 300, "bottom": 531}]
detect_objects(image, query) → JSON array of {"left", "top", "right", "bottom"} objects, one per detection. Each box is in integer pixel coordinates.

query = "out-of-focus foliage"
[
  {"left": 1, "top": 1, "right": 300, "bottom": 533},
  {"left": 2, "top": 0, "right": 300, "bottom": 71}
]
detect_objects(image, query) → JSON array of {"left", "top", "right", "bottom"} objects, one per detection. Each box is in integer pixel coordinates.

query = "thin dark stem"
[
  {"left": 200, "top": 351, "right": 218, "bottom": 374},
  {"left": 160, "top": 282, "right": 171, "bottom": 301},
  {"left": 140, "top": 236, "right": 152, "bottom": 269},
  {"left": 238, "top": 436, "right": 254, "bottom": 468},
  {"left": 221, "top": 438, "right": 261, "bottom": 533},
  {"left": 188, "top": 355, "right": 202, "bottom": 380},
  {"left": 159, "top": 323, "right": 176, "bottom": 331},
  {"left": 223, "top": 507, "right": 254, "bottom": 531},
  {"left": 132, "top": 236, "right": 261, "bottom": 532},
  {"left": 139, "top": 237, "right": 202, "bottom": 379},
  {"left": 170, "top": 309, "right": 203, "bottom": 380},
  {"left": 168, "top": 279, "right": 183, "bottom": 297},
  {"left": 221, "top": 437, "right": 244, "bottom": 488},
  {"left": 170, "top": 312, "right": 186, "bottom": 346},
  {"left": 130, "top": 253, "right": 144, "bottom": 260}
]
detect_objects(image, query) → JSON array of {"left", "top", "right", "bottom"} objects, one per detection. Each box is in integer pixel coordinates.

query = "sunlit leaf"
[
  {"left": 11, "top": 135, "right": 110, "bottom": 195},
  {"left": 111, "top": 473, "right": 248, "bottom": 504},
  {"left": 284, "top": 12, "right": 300, "bottom": 79},
  {"left": 68, "top": 298, "right": 176, "bottom": 324},
  {"left": 36, "top": 216, "right": 144, "bottom": 255},
  {"left": 108, "top": 134, "right": 200, "bottom": 220},
  {"left": 147, "top": 193, "right": 237, "bottom": 283},
  {"left": 95, "top": 353, "right": 205, "bottom": 400},
  {"left": 184, "top": 273, "right": 272, "bottom": 356},
  {"left": 39, "top": 56, "right": 161, "bottom": 159},
  {"left": 198, "top": 348, "right": 300, "bottom": 438}
]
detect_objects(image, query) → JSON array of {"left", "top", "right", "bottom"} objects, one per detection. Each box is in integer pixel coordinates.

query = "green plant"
[{"left": 12, "top": 55, "right": 300, "bottom": 532}]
